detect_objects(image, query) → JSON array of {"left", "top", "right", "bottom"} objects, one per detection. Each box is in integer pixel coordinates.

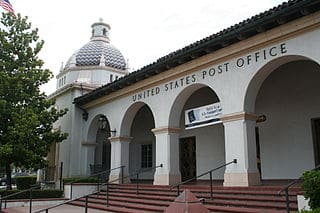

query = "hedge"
[
  {"left": 300, "top": 209, "right": 320, "bottom": 213},
  {"left": 0, "top": 189, "right": 63, "bottom": 200},
  {"left": 15, "top": 176, "right": 37, "bottom": 190},
  {"left": 63, "top": 177, "right": 99, "bottom": 184}
]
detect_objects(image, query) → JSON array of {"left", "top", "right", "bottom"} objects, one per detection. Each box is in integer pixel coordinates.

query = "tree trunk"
[{"left": 5, "top": 164, "right": 12, "bottom": 190}]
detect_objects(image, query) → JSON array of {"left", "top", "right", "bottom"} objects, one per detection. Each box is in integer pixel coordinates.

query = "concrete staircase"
[{"left": 68, "top": 183, "right": 301, "bottom": 213}]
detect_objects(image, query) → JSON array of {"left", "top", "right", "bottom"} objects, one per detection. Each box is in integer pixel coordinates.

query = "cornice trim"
[
  {"left": 221, "top": 112, "right": 258, "bottom": 123},
  {"left": 151, "top": 127, "right": 181, "bottom": 134},
  {"left": 109, "top": 136, "right": 133, "bottom": 142}
]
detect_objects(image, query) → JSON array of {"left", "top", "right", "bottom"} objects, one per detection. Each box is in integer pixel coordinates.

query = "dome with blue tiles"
[{"left": 64, "top": 20, "right": 126, "bottom": 70}]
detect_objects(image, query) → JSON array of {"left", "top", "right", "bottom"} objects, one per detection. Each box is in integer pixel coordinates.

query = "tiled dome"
[
  {"left": 64, "top": 20, "right": 126, "bottom": 71},
  {"left": 75, "top": 41, "right": 126, "bottom": 69}
]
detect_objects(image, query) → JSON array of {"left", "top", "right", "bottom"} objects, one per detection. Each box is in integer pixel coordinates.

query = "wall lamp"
[
  {"left": 98, "top": 115, "right": 117, "bottom": 136},
  {"left": 256, "top": 115, "right": 267, "bottom": 123}
]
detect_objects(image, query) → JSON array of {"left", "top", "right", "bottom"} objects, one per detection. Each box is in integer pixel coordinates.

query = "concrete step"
[{"left": 68, "top": 184, "right": 300, "bottom": 213}]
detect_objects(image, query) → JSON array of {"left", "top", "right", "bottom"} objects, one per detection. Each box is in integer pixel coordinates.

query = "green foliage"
[
  {"left": 0, "top": 189, "right": 63, "bottom": 199},
  {"left": 302, "top": 170, "right": 320, "bottom": 209},
  {"left": 0, "top": 13, "right": 67, "bottom": 188},
  {"left": 300, "top": 209, "right": 320, "bottom": 213},
  {"left": 15, "top": 176, "right": 36, "bottom": 190},
  {"left": 63, "top": 177, "right": 99, "bottom": 184}
]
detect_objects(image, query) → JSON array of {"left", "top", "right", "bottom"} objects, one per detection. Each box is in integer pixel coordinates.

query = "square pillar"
[
  {"left": 108, "top": 136, "right": 132, "bottom": 183},
  {"left": 221, "top": 112, "right": 261, "bottom": 186},
  {"left": 152, "top": 127, "right": 181, "bottom": 185}
]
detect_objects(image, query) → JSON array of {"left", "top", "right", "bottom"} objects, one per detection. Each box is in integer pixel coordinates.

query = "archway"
[
  {"left": 87, "top": 114, "right": 112, "bottom": 176},
  {"left": 169, "top": 84, "right": 225, "bottom": 182},
  {"left": 119, "top": 102, "right": 156, "bottom": 181},
  {"left": 129, "top": 104, "right": 156, "bottom": 181},
  {"left": 245, "top": 57, "right": 320, "bottom": 180}
]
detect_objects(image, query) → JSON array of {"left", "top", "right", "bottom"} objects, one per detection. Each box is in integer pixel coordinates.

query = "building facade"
[{"left": 50, "top": 0, "right": 320, "bottom": 187}]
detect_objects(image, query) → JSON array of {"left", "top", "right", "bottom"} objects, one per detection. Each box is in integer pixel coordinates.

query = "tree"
[{"left": 0, "top": 13, "right": 67, "bottom": 190}]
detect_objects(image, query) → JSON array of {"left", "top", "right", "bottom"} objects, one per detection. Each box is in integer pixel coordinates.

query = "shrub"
[
  {"left": 0, "top": 189, "right": 63, "bottom": 199},
  {"left": 15, "top": 176, "right": 37, "bottom": 190},
  {"left": 300, "top": 209, "right": 320, "bottom": 213},
  {"left": 63, "top": 177, "right": 99, "bottom": 184},
  {"left": 302, "top": 170, "right": 320, "bottom": 210}
]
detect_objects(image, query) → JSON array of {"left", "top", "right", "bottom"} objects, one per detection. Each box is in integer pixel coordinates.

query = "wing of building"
[{"left": 47, "top": 0, "right": 320, "bottom": 187}]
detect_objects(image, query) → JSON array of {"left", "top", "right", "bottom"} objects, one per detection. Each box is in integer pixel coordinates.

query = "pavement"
[{"left": 1, "top": 205, "right": 112, "bottom": 213}]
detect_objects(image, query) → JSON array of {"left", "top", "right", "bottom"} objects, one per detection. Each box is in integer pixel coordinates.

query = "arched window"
[{"left": 103, "top": 28, "right": 106, "bottom": 36}]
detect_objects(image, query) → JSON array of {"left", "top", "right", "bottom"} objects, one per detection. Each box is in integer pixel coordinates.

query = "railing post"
[
  {"left": 85, "top": 195, "right": 88, "bottom": 213},
  {"left": 29, "top": 188, "right": 33, "bottom": 213},
  {"left": 4, "top": 190, "right": 7, "bottom": 209},
  {"left": 121, "top": 166, "right": 124, "bottom": 184},
  {"left": 210, "top": 171, "right": 213, "bottom": 200},
  {"left": 285, "top": 188, "right": 290, "bottom": 213},
  {"left": 70, "top": 182, "right": 73, "bottom": 200},
  {"left": 106, "top": 182, "right": 109, "bottom": 207},
  {"left": 97, "top": 174, "right": 100, "bottom": 192},
  {"left": 136, "top": 173, "right": 139, "bottom": 195},
  {"left": 59, "top": 162, "right": 63, "bottom": 191},
  {"left": 177, "top": 185, "right": 180, "bottom": 196}
]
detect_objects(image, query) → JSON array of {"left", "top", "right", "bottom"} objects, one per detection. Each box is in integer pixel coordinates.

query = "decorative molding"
[
  {"left": 220, "top": 112, "right": 258, "bottom": 123},
  {"left": 151, "top": 127, "right": 181, "bottom": 134},
  {"left": 108, "top": 136, "right": 133, "bottom": 143},
  {"left": 57, "top": 64, "right": 129, "bottom": 77},
  {"left": 48, "top": 82, "right": 96, "bottom": 100}
]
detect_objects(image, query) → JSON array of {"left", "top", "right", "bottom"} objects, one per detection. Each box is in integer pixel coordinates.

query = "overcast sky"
[{"left": 6, "top": 0, "right": 284, "bottom": 94}]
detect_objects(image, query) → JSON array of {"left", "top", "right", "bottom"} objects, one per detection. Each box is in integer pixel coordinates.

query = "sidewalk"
[{"left": 1, "top": 204, "right": 112, "bottom": 213}]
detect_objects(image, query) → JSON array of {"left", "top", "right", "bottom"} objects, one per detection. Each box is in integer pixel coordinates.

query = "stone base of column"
[
  {"left": 223, "top": 172, "right": 261, "bottom": 186},
  {"left": 153, "top": 174, "right": 181, "bottom": 185},
  {"left": 109, "top": 174, "right": 131, "bottom": 184}
]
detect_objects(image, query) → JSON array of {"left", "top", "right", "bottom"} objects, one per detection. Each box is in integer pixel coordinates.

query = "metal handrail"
[
  {"left": 171, "top": 159, "right": 237, "bottom": 199},
  {"left": 0, "top": 183, "right": 41, "bottom": 212},
  {"left": 67, "top": 165, "right": 124, "bottom": 199},
  {"left": 34, "top": 164, "right": 163, "bottom": 212},
  {"left": 104, "top": 164, "right": 163, "bottom": 206},
  {"left": 278, "top": 165, "right": 320, "bottom": 213}
]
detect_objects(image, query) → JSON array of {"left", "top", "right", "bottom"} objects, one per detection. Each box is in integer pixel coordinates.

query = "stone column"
[
  {"left": 221, "top": 112, "right": 261, "bottom": 186},
  {"left": 152, "top": 127, "right": 181, "bottom": 185},
  {"left": 108, "top": 136, "right": 132, "bottom": 183}
]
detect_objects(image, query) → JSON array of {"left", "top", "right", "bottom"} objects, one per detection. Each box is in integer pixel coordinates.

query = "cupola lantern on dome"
[{"left": 91, "top": 18, "right": 111, "bottom": 43}]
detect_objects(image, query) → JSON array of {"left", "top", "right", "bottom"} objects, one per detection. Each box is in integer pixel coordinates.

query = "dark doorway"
[
  {"left": 312, "top": 118, "right": 320, "bottom": 167},
  {"left": 255, "top": 127, "right": 262, "bottom": 176},
  {"left": 180, "top": 137, "right": 196, "bottom": 181}
]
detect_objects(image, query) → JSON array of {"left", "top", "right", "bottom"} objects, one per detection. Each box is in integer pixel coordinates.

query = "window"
[
  {"left": 141, "top": 144, "right": 152, "bottom": 168},
  {"left": 110, "top": 74, "right": 113, "bottom": 82},
  {"left": 103, "top": 28, "right": 106, "bottom": 36}
]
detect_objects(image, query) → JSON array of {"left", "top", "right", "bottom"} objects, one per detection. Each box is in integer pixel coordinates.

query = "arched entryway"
[
  {"left": 87, "top": 115, "right": 112, "bottom": 176},
  {"left": 245, "top": 57, "right": 320, "bottom": 180},
  {"left": 169, "top": 84, "right": 225, "bottom": 182},
  {"left": 129, "top": 104, "right": 156, "bottom": 181},
  {"left": 116, "top": 102, "right": 156, "bottom": 182}
]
